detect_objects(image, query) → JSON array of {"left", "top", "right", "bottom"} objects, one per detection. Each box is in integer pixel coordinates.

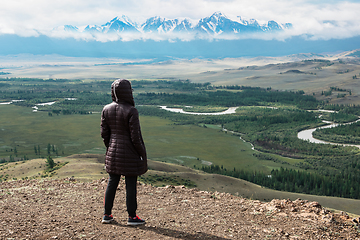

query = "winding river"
[
  {"left": 159, "top": 106, "right": 239, "bottom": 115},
  {"left": 297, "top": 118, "right": 360, "bottom": 149},
  {"left": 160, "top": 106, "right": 360, "bottom": 149},
  {"left": 0, "top": 99, "right": 77, "bottom": 112}
]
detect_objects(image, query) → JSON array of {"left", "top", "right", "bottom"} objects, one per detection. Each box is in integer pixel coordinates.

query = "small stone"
[
  {"left": 306, "top": 202, "right": 321, "bottom": 208},
  {"left": 352, "top": 218, "right": 359, "bottom": 226},
  {"left": 340, "top": 211, "right": 349, "bottom": 219}
]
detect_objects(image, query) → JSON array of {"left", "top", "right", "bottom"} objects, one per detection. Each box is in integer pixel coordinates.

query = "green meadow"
[
  {"left": 0, "top": 104, "right": 104, "bottom": 158},
  {"left": 1, "top": 104, "right": 292, "bottom": 174},
  {"left": 143, "top": 116, "right": 263, "bottom": 172}
]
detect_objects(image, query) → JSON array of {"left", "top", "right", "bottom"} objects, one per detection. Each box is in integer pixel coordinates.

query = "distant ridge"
[{"left": 54, "top": 12, "right": 292, "bottom": 41}]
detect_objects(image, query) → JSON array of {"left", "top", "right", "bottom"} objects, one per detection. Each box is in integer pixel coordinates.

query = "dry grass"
[{"left": 0, "top": 154, "right": 107, "bottom": 182}]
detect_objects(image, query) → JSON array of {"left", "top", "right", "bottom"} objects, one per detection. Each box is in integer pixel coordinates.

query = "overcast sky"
[{"left": 0, "top": 0, "right": 359, "bottom": 40}]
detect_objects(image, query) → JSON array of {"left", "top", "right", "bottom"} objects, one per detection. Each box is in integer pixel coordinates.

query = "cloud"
[{"left": 0, "top": 0, "right": 359, "bottom": 41}]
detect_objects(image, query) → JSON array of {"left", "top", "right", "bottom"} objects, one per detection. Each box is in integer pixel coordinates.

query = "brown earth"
[{"left": 1, "top": 178, "right": 359, "bottom": 240}]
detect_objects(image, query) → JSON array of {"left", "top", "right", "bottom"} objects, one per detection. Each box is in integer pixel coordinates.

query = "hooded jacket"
[{"left": 101, "top": 79, "right": 147, "bottom": 176}]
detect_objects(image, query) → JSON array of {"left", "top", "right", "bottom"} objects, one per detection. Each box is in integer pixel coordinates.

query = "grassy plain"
[
  {"left": 0, "top": 104, "right": 104, "bottom": 158},
  {"left": 1, "top": 105, "right": 293, "bottom": 174},
  {"left": 142, "top": 116, "right": 262, "bottom": 172}
]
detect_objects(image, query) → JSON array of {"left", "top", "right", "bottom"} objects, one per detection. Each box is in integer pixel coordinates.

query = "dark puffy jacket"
[{"left": 101, "top": 79, "right": 147, "bottom": 176}]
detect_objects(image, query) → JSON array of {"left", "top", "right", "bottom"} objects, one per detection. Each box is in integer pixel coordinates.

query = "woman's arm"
[{"left": 129, "top": 108, "right": 147, "bottom": 161}]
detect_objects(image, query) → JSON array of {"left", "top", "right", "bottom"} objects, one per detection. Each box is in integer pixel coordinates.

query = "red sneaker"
[
  {"left": 102, "top": 214, "right": 114, "bottom": 224},
  {"left": 127, "top": 215, "right": 145, "bottom": 226}
]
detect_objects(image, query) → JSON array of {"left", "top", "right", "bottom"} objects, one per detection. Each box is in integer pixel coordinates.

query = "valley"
[{"left": 1, "top": 53, "right": 360, "bottom": 216}]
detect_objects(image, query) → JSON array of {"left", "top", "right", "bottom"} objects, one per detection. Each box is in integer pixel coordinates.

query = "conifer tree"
[{"left": 46, "top": 156, "right": 55, "bottom": 169}]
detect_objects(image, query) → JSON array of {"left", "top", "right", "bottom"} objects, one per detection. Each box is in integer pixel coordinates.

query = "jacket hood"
[{"left": 111, "top": 79, "right": 135, "bottom": 106}]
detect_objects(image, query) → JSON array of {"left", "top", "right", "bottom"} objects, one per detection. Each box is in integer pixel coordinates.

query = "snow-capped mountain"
[
  {"left": 194, "top": 12, "right": 264, "bottom": 35},
  {"left": 141, "top": 17, "right": 180, "bottom": 33},
  {"left": 63, "top": 25, "right": 79, "bottom": 32},
  {"left": 83, "top": 15, "right": 139, "bottom": 33},
  {"left": 62, "top": 12, "right": 292, "bottom": 40}
]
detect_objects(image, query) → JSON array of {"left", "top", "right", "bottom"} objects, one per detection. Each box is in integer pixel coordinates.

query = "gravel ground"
[{"left": 1, "top": 178, "right": 359, "bottom": 239}]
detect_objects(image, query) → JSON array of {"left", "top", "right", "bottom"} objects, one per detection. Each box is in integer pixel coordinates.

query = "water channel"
[
  {"left": 161, "top": 106, "right": 360, "bottom": 149},
  {"left": 159, "top": 106, "right": 239, "bottom": 115},
  {"left": 297, "top": 118, "right": 360, "bottom": 149}
]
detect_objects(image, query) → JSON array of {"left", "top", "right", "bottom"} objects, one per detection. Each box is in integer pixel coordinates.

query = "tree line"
[
  {"left": 201, "top": 165, "right": 360, "bottom": 199},
  {"left": 135, "top": 88, "right": 318, "bottom": 109},
  {"left": 313, "top": 121, "right": 360, "bottom": 144}
]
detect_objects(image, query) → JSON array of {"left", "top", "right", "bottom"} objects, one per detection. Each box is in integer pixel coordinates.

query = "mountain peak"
[
  {"left": 211, "top": 11, "right": 226, "bottom": 18},
  {"left": 238, "top": 17, "right": 259, "bottom": 27},
  {"left": 63, "top": 25, "right": 78, "bottom": 32}
]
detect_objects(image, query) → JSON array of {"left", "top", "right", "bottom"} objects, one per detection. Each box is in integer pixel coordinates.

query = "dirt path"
[{"left": 1, "top": 178, "right": 359, "bottom": 239}]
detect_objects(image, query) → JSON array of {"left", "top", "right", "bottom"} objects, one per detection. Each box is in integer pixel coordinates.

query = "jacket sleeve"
[
  {"left": 100, "top": 108, "right": 110, "bottom": 149},
  {"left": 129, "top": 108, "right": 147, "bottom": 161}
]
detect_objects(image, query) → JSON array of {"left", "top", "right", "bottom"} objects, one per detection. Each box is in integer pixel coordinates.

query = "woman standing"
[{"left": 101, "top": 79, "right": 147, "bottom": 225}]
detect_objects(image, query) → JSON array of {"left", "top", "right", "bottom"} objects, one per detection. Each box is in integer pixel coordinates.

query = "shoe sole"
[
  {"left": 127, "top": 221, "right": 146, "bottom": 226},
  {"left": 102, "top": 219, "right": 114, "bottom": 224}
]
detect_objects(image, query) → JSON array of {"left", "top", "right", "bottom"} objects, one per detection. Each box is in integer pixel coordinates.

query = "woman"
[{"left": 100, "top": 79, "right": 147, "bottom": 225}]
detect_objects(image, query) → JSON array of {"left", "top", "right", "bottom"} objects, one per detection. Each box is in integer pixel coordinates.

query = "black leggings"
[{"left": 104, "top": 174, "right": 137, "bottom": 217}]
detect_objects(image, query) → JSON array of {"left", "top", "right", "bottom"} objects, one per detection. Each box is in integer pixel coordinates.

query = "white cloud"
[{"left": 0, "top": 0, "right": 359, "bottom": 40}]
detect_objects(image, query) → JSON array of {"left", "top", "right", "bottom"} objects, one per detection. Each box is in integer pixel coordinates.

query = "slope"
[
  {"left": 0, "top": 177, "right": 359, "bottom": 239},
  {"left": 1, "top": 154, "right": 360, "bottom": 216}
]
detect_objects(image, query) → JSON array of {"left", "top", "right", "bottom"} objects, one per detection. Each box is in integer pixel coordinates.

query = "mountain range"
[
  {"left": 2, "top": 12, "right": 360, "bottom": 59},
  {"left": 61, "top": 12, "right": 292, "bottom": 40}
]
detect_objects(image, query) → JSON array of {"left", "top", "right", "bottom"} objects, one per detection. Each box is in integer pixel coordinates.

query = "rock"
[
  {"left": 352, "top": 218, "right": 359, "bottom": 226},
  {"left": 290, "top": 207, "right": 297, "bottom": 212},
  {"left": 340, "top": 211, "right": 350, "bottom": 219},
  {"left": 305, "top": 201, "right": 321, "bottom": 208}
]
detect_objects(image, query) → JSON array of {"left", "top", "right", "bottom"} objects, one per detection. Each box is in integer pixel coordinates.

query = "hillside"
[
  {"left": 2, "top": 154, "right": 360, "bottom": 216},
  {"left": 1, "top": 154, "right": 360, "bottom": 239},
  {"left": 1, "top": 177, "right": 359, "bottom": 239}
]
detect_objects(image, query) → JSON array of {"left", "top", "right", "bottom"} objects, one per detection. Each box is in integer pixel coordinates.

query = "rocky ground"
[{"left": 1, "top": 178, "right": 359, "bottom": 240}]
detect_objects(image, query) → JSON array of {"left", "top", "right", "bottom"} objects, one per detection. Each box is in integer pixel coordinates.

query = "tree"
[{"left": 46, "top": 156, "right": 55, "bottom": 169}]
